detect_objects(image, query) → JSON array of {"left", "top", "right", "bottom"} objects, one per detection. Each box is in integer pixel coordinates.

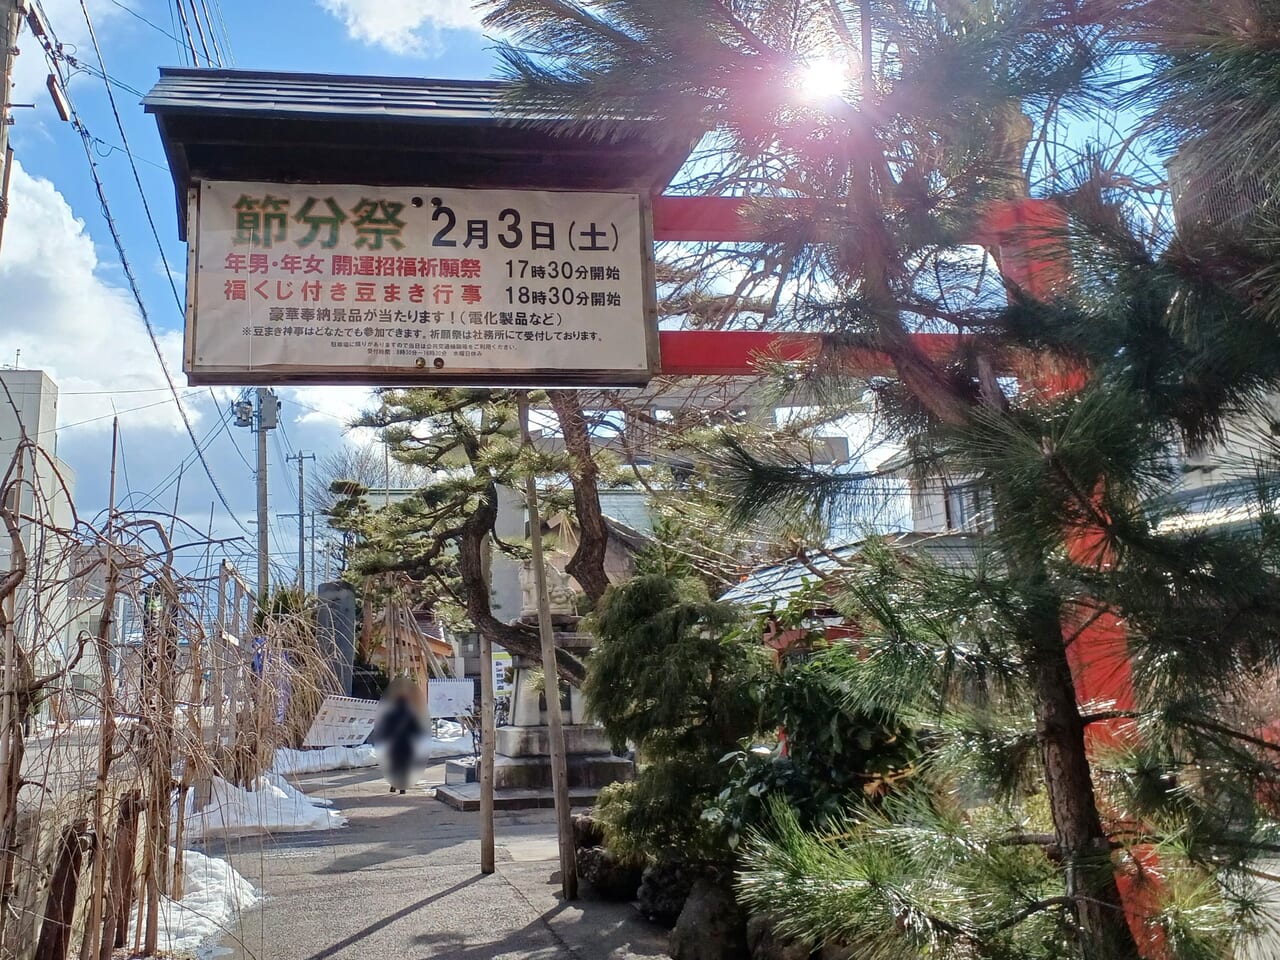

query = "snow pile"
[
  {"left": 271, "top": 722, "right": 470, "bottom": 775},
  {"left": 272, "top": 743, "right": 380, "bottom": 775},
  {"left": 417, "top": 721, "right": 470, "bottom": 761},
  {"left": 179, "top": 772, "right": 346, "bottom": 839},
  {"left": 137, "top": 848, "right": 258, "bottom": 958}
]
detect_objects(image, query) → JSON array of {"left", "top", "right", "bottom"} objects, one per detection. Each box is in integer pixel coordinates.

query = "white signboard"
[
  {"left": 186, "top": 181, "right": 656, "bottom": 386},
  {"left": 302, "top": 694, "right": 380, "bottom": 748},
  {"left": 428, "top": 679, "right": 475, "bottom": 719},
  {"left": 492, "top": 651, "right": 513, "bottom": 698}
]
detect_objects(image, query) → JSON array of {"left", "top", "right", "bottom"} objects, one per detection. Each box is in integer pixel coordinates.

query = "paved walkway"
[{"left": 200, "top": 762, "right": 670, "bottom": 960}]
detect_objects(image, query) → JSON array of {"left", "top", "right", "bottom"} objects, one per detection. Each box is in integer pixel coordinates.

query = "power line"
[
  {"left": 286, "top": 395, "right": 355, "bottom": 423},
  {"left": 105, "top": 0, "right": 185, "bottom": 46},
  {"left": 72, "top": 0, "right": 255, "bottom": 501},
  {"left": 184, "top": 0, "right": 214, "bottom": 67},
  {"left": 32, "top": 5, "right": 254, "bottom": 541},
  {"left": 196, "top": 0, "right": 226, "bottom": 66},
  {"left": 62, "top": 386, "right": 172, "bottom": 395},
  {"left": 170, "top": 0, "right": 207, "bottom": 67},
  {"left": 165, "top": 0, "right": 187, "bottom": 65},
  {"left": 134, "top": 398, "right": 231, "bottom": 504},
  {"left": 210, "top": 388, "right": 257, "bottom": 474},
  {"left": 58, "top": 390, "right": 203, "bottom": 428},
  {"left": 207, "top": 0, "right": 234, "bottom": 65},
  {"left": 272, "top": 430, "right": 297, "bottom": 500}
]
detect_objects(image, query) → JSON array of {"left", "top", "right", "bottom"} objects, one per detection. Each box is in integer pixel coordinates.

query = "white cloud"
[
  {"left": 0, "top": 159, "right": 191, "bottom": 432},
  {"left": 10, "top": 0, "right": 120, "bottom": 107},
  {"left": 317, "top": 0, "right": 484, "bottom": 55},
  {"left": 287, "top": 385, "right": 374, "bottom": 430}
]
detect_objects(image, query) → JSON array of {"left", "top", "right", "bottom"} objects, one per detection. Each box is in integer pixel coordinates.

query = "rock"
[
  {"left": 577, "top": 845, "right": 643, "bottom": 901},
  {"left": 746, "top": 914, "right": 811, "bottom": 960},
  {"left": 669, "top": 879, "right": 748, "bottom": 960},
  {"left": 637, "top": 858, "right": 696, "bottom": 926},
  {"left": 572, "top": 812, "right": 605, "bottom": 850}
]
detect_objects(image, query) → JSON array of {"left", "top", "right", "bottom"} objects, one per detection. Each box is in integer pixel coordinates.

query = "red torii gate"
[
  {"left": 650, "top": 193, "right": 1152, "bottom": 947},
  {"left": 650, "top": 191, "right": 1132, "bottom": 724}
]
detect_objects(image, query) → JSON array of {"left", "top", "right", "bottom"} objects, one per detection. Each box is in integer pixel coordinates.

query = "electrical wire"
[
  {"left": 133, "top": 398, "right": 233, "bottom": 505},
  {"left": 211, "top": 388, "right": 258, "bottom": 475},
  {"left": 272, "top": 432, "right": 297, "bottom": 502},
  {"left": 166, "top": 0, "right": 188, "bottom": 65},
  {"left": 170, "top": 0, "right": 208, "bottom": 67},
  {"left": 207, "top": 0, "right": 235, "bottom": 65},
  {"left": 62, "top": 386, "right": 173, "bottom": 396},
  {"left": 105, "top": 0, "right": 186, "bottom": 46},
  {"left": 53, "top": 0, "right": 256, "bottom": 540},
  {"left": 37, "top": 6, "right": 253, "bottom": 540},
  {"left": 284, "top": 395, "right": 355, "bottom": 423},
  {"left": 197, "top": 0, "right": 226, "bottom": 66},
  {"left": 184, "top": 0, "right": 214, "bottom": 67},
  {"left": 58, "top": 391, "right": 204, "bottom": 429}
]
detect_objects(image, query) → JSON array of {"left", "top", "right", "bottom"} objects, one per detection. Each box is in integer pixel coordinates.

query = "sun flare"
[{"left": 796, "top": 57, "right": 849, "bottom": 101}]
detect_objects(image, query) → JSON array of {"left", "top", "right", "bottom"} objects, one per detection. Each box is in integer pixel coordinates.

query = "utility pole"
[
  {"left": 232, "top": 388, "right": 277, "bottom": 610},
  {"left": 286, "top": 452, "right": 314, "bottom": 594},
  {"left": 0, "top": 0, "right": 23, "bottom": 257}
]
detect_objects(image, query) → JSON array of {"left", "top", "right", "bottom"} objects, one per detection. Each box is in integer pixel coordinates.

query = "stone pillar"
[{"left": 316, "top": 581, "right": 356, "bottom": 696}]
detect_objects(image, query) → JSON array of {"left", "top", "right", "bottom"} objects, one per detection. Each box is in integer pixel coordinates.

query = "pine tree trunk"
[
  {"left": 456, "top": 474, "right": 586, "bottom": 685},
  {"left": 548, "top": 392, "right": 610, "bottom": 606},
  {"left": 1024, "top": 575, "right": 1140, "bottom": 959}
]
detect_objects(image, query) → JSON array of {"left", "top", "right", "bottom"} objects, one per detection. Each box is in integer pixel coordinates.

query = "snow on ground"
[
  {"left": 134, "top": 848, "right": 258, "bottom": 959},
  {"left": 179, "top": 772, "right": 347, "bottom": 840},
  {"left": 272, "top": 721, "right": 470, "bottom": 776},
  {"left": 272, "top": 743, "right": 381, "bottom": 775}
]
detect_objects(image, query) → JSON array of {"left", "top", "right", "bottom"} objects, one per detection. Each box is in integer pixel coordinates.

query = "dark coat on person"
[{"left": 371, "top": 698, "right": 424, "bottom": 775}]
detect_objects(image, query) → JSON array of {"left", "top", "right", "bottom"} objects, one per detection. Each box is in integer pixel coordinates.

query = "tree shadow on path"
[{"left": 300, "top": 875, "right": 483, "bottom": 960}]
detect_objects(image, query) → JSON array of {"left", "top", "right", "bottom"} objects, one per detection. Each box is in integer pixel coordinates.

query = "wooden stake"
[
  {"left": 99, "top": 792, "right": 140, "bottom": 959},
  {"left": 517, "top": 394, "right": 577, "bottom": 900},
  {"left": 0, "top": 441, "right": 24, "bottom": 951},
  {"left": 81, "top": 419, "right": 121, "bottom": 960},
  {"left": 478, "top": 621, "right": 496, "bottom": 874},
  {"left": 33, "top": 821, "right": 88, "bottom": 960}
]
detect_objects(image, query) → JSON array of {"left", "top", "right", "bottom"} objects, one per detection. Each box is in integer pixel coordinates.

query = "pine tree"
[
  {"left": 328, "top": 388, "right": 593, "bottom": 681},
  {"left": 483, "top": 1, "right": 1280, "bottom": 955}
]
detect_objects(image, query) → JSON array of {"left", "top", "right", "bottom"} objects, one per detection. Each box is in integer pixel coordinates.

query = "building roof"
[
  {"left": 143, "top": 67, "right": 696, "bottom": 238},
  {"left": 1155, "top": 479, "right": 1275, "bottom": 535},
  {"left": 720, "top": 532, "right": 978, "bottom": 608},
  {"left": 143, "top": 69, "right": 512, "bottom": 122}
]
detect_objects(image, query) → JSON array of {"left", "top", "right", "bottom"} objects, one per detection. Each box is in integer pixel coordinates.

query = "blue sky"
[{"left": 1, "top": 0, "right": 506, "bottom": 583}]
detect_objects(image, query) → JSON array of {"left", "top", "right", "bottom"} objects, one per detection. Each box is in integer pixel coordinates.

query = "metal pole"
[
  {"left": 309, "top": 512, "right": 316, "bottom": 592},
  {"left": 296, "top": 454, "right": 304, "bottom": 592},
  {"left": 285, "top": 452, "right": 315, "bottom": 594},
  {"left": 255, "top": 389, "right": 271, "bottom": 612},
  {"left": 0, "top": 145, "right": 13, "bottom": 258},
  {"left": 517, "top": 393, "right": 577, "bottom": 900},
  {"left": 0, "top": 0, "right": 22, "bottom": 258}
]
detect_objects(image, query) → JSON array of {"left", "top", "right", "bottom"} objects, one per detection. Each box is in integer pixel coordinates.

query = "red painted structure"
[{"left": 652, "top": 195, "right": 1156, "bottom": 951}]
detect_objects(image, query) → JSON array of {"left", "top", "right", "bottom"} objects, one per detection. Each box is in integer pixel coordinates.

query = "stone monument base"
[
  {"left": 435, "top": 722, "right": 634, "bottom": 810},
  {"left": 436, "top": 611, "right": 633, "bottom": 811}
]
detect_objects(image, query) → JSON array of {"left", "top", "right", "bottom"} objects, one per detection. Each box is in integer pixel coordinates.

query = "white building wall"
[{"left": 0, "top": 370, "right": 79, "bottom": 666}]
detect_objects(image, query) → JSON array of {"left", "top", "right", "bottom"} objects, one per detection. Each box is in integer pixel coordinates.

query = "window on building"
[{"left": 944, "top": 483, "right": 993, "bottom": 533}]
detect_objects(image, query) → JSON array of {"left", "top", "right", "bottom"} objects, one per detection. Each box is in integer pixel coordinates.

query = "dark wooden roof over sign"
[{"left": 143, "top": 67, "right": 695, "bottom": 239}]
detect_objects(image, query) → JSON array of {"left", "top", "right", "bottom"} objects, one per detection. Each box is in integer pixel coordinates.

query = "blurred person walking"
[{"left": 371, "top": 678, "right": 425, "bottom": 794}]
